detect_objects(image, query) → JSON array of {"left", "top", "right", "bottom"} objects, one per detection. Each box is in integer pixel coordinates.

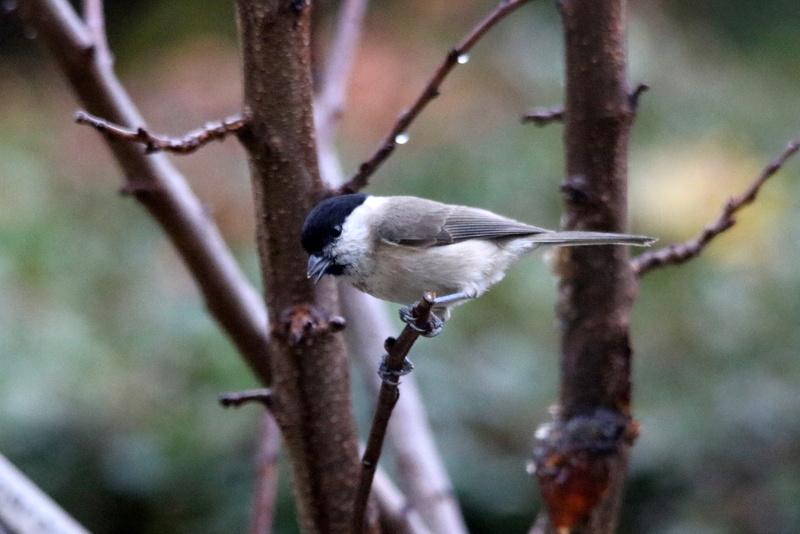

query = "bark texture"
[
  {"left": 535, "top": 1, "right": 638, "bottom": 533},
  {"left": 234, "top": 2, "right": 361, "bottom": 533}
]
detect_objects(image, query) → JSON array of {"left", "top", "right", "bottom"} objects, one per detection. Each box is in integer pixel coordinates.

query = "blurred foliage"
[{"left": 2, "top": 0, "right": 800, "bottom": 533}]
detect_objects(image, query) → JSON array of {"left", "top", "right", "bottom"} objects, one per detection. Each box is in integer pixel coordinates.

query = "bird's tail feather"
[{"left": 531, "top": 231, "right": 656, "bottom": 247}]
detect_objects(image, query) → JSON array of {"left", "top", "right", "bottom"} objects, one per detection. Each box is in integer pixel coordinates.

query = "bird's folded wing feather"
[{"left": 376, "top": 197, "right": 547, "bottom": 248}]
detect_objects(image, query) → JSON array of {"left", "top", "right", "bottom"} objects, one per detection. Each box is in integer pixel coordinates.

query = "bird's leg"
[
  {"left": 398, "top": 289, "right": 477, "bottom": 338},
  {"left": 398, "top": 306, "right": 443, "bottom": 337}
]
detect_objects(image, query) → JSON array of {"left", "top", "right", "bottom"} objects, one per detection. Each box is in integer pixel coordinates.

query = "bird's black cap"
[{"left": 301, "top": 193, "right": 368, "bottom": 254}]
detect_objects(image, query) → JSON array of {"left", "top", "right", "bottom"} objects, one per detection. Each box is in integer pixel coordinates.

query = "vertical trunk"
[
  {"left": 535, "top": 1, "right": 638, "bottom": 533},
  {"left": 234, "top": 2, "right": 361, "bottom": 533}
]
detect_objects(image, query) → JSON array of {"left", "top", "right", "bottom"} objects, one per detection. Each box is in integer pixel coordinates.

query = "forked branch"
[{"left": 632, "top": 140, "right": 799, "bottom": 276}]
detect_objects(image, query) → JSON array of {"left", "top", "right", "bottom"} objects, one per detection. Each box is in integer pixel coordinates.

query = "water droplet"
[
  {"left": 457, "top": 53, "right": 470, "bottom": 64},
  {"left": 394, "top": 133, "right": 409, "bottom": 145}
]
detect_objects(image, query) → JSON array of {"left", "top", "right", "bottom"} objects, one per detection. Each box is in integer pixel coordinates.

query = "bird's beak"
[{"left": 307, "top": 254, "right": 332, "bottom": 284}]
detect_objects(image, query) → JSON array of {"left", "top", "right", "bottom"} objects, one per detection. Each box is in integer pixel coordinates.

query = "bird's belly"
[{"left": 346, "top": 240, "right": 517, "bottom": 306}]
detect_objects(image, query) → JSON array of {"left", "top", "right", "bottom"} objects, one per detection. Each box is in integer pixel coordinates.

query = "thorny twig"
[
  {"left": 351, "top": 294, "right": 437, "bottom": 534},
  {"left": 74, "top": 110, "right": 251, "bottom": 154},
  {"left": 632, "top": 140, "right": 800, "bottom": 276},
  {"left": 339, "top": 0, "right": 535, "bottom": 193}
]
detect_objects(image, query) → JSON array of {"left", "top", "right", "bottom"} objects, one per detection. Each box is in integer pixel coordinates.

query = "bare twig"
[
  {"left": 628, "top": 82, "right": 649, "bottom": 111},
  {"left": 351, "top": 294, "right": 437, "bottom": 534},
  {"left": 339, "top": 0, "right": 535, "bottom": 193},
  {"left": 219, "top": 388, "right": 274, "bottom": 408},
  {"left": 632, "top": 140, "right": 800, "bottom": 276},
  {"left": 315, "top": 0, "right": 369, "bottom": 142},
  {"left": 521, "top": 105, "right": 564, "bottom": 126},
  {"left": 74, "top": 110, "right": 251, "bottom": 154},
  {"left": 17, "top": 0, "right": 271, "bottom": 383}
]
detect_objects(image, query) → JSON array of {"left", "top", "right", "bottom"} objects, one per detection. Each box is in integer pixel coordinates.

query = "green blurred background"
[{"left": 2, "top": 1, "right": 799, "bottom": 532}]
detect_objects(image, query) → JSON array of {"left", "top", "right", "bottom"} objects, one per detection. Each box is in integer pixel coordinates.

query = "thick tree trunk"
[
  {"left": 535, "top": 1, "right": 639, "bottom": 533},
  {"left": 234, "top": 2, "right": 361, "bottom": 533}
]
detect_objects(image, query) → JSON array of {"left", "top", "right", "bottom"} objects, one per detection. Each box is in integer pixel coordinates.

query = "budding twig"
[
  {"left": 340, "top": 0, "right": 535, "bottom": 193},
  {"left": 75, "top": 110, "right": 251, "bottom": 154},
  {"left": 632, "top": 140, "right": 800, "bottom": 276}
]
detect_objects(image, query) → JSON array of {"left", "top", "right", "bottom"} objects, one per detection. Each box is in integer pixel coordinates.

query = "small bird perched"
[{"left": 301, "top": 193, "right": 655, "bottom": 335}]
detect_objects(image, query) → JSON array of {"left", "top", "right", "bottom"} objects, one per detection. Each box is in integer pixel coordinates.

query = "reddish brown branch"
[
  {"left": 75, "top": 110, "right": 251, "bottom": 154},
  {"left": 632, "top": 140, "right": 800, "bottom": 276},
  {"left": 339, "top": 0, "right": 534, "bottom": 193},
  {"left": 351, "top": 294, "right": 436, "bottom": 534},
  {"left": 521, "top": 106, "right": 564, "bottom": 126}
]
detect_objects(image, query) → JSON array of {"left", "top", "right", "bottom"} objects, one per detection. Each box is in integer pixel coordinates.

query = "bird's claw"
[
  {"left": 399, "top": 304, "right": 443, "bottom": 338},
  {"left": 378, "top": 355, "right": 414, "bottom": 386}
]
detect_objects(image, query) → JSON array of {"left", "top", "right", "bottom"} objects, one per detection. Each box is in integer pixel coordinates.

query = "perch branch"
[
  {"left": 219, "top": 388, "right": 274, "bottom": 408},
  {"left": 632, "top": 140, "right": 800, "bottom": 276},
  {"left": 75, "top": 110, "right": 251, "bottom": 154},
  {"left": 16, "top": 0, "right": 272, "bottom": 384},
  {"left": 351, "top": 294, "right": 437, "bottom": 534},
  {"left": 339, "top": 0, "right": 535, "bottom": 193}
]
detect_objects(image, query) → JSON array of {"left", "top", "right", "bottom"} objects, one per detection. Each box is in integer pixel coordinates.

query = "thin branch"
[
  {"left": 632, "top": 140, "right": 800, "bottom": 276},
  {"left": 315, "top": 0, "right": 369, "bottom": 142},
  {"left": 339, "top": 0, "right": 535, "bottom": 193},
  {"left": 521, "top": 105, "right": 564, "bottom": 126},
  {"left": 16, "top": 0, "right": 272, "bottom": 383},
  {"left": 351, "top": 294, "right": 437, "bottom": 534},
  {"left": 75, "top": 110, "right": 251, "bottom": 154}
]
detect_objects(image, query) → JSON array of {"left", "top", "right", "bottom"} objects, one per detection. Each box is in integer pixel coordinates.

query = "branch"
[
  {"left": 315, "top": 0, "right": 369, "bottom": 143},
  {"left": 75, "top": 110, "right": 251, "bottom": 154},
  {"left": 521, "top": 105, "right": 564, "bottom": 126},
  {"left": 0, "top": 453, "right": 91, "bottom": 534},
  {"left": 632, "top": 140, "right": 800, "bottom": 276},
  {"left": 82, "top": 0, "right": 110, "bottom": 67},
  {"left": 248, "top": 413, "right": 282, "bottom": 534},
  {"left": 16, "top": 0, "right": 272, "bottom": 384},
  {"left": 339, "top": 0, "right": 535, "bottom": 193},
  {"left": 219, "top": 388, "right": 274, "bottom": 408},
  {"left": 351, "top": 294, "right": 436, "bottom": 534},
  {"left": 340, "top": 287, "right": 468, "bottom": 534}
]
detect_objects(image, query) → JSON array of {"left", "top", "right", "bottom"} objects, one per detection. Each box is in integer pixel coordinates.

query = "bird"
[{"left": 301, "top": 193, "right": 655, "bottom": 335}]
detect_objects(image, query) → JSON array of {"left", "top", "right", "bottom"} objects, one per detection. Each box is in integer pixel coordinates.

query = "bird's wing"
[{"left": 376, "top": 197, "right": 547, "bottom": 248}]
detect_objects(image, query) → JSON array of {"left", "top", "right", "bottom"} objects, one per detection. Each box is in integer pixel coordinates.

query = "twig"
[
  {"left": 74, "top": 110, "right": 251, "bottom": 154},
  {"left": 521, "top": 105, "right": 564, "bottom": 126},
  {"left": 351, "top": 294, "right": 437, "bottom": 534},
  {"left": 628, "top": 82, "right": 649, "bottom": 111},
  {"left": 632, "top": 140, "right": 800, "bottom": 276},
  {"left": 315, "top": 0, "right": 369, "bottom": 142},
  {"left": 339, "top": 0, "right": 535, "bottom": 193},
  {"left": 219, "top": 388, "right": 274, "bottom": 408},
  {"left": 340, "top": 286, "right": 468, "bottom": 534}
]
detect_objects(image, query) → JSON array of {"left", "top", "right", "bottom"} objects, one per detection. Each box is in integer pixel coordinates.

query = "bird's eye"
[{"left": 331, "top": 225, "right": 342, "bottom": 238}]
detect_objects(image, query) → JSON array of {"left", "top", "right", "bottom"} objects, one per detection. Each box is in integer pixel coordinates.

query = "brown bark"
[
  {"left": 234, "top": 2, "right": 361, "bottom": 533},
  {"left": 534, "top": 1, "right": 638, "bottom": 533}
]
